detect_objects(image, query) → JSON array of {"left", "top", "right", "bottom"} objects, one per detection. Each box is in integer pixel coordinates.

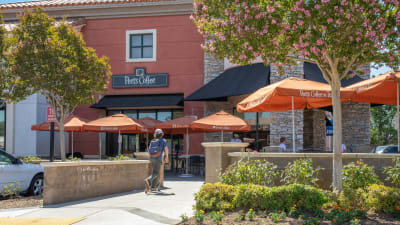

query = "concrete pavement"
[{"left": 0, "top": 176, "right": 204, "bottom": 225}]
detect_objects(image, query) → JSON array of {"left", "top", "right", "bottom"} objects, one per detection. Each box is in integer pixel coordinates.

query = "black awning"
[
  {"left": 91, "top": 94, "right": 184, "bottom": 109},
  {"left": 185, "top": 63, "right": 270, "bottom": 101},
  {"left": 304, "top": 62, "right": 364, "bottom": 87}
]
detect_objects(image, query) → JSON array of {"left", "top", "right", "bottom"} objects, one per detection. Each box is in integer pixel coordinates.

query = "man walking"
[{"left": 144, "top": 129, "right": 169, "bottom": 193}]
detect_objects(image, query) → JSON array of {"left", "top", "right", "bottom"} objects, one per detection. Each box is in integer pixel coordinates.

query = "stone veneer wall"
[
  {"left": 269, "top": 63, "right": 304, "bottom": 151},
  {"left": 202, "top": 53, "right": 370, "bottom": 149},
  {"left": 204, "top": 53, "right": 230, "bottom": 142},
  {"left": 342, "top": 64, "right": 371, "bottom": 150}
]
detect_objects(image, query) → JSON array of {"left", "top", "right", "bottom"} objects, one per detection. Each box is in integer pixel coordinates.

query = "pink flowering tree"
[{"left": 192, "top": 0, "right": 400, "bottom": 190}]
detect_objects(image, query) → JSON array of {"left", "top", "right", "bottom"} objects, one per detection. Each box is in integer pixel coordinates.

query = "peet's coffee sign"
[{"left": 112, "top": 67, "right": 168, "bottom": 88}]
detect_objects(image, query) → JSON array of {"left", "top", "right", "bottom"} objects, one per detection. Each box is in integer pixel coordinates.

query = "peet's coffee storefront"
[{"left": 83, "top": 66, "right": 204, "bottom": 164}]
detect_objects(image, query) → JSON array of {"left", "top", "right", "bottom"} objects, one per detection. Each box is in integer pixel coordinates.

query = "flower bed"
[{"left": 184, "top": 158, "right": 400, "bottom": 224}]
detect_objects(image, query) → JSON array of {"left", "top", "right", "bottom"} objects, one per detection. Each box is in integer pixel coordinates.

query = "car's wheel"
[{"left": 29, "top": 174, "right": 43, "bottom": 196}]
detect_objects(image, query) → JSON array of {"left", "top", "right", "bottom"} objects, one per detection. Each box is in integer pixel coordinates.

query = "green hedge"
[
  {"left": 194, "top": 183, "right": 236, "bottom": 212},
  {"left": 365, "top": 184, "right": 400, "bottom": 218},
  {"left": 195, "top": 183, "right": 329, "bottom": 214}
]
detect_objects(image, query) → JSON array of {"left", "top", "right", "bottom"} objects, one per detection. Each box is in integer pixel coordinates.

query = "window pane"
[
  {"left": 139, "top": 110, "right": 156, "bottom": 119},
  {"left": 158, "top": 111, "right": 172, "bottom": 122},
  {"left": 108, "top": 110, "right": 121, "bottom": 116},
  {"left": 143, "top": 47, "right": 153, "bottom": 58},
  {"left": 143, "top": 34, "right": 153, "bottom": 46},
  {"left": 131, "top": 35, "right": 142, "bottom": 47},
  {"left": 124, "top": 110, "right": 137, "bottom": 120},
  {"left": 173, "top": 110, "right": 184, "bottom": 119},
  {"left": 0, "top": 152, "right": 12, "bottom": 165},
  {"left": 131, "top": 48, "right": 142, "bottom": 59}
]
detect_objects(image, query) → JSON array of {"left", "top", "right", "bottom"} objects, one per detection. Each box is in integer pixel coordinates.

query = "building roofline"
[{"left": 0, "top": 0, "right": 194, "bottom": 22}]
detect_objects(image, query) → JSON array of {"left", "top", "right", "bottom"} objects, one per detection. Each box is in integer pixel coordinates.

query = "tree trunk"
[
  {"left": 59, "top": 122, "right": 66, "bottom": 161},
  {"left": 331, "top": 75, "right": 343, "bottom": 191}
]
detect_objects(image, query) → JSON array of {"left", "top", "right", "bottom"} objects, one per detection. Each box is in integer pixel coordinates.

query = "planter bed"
[
  {"left": 0, "top": 196, "right": 42, "bottom": 209},
  {"left": 178, "top": 211, "right": 400, "bottom": 225}
]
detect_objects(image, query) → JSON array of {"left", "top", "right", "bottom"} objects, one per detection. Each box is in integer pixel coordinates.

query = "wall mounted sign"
[{"left": 112, "top": 67, "right": 168, "bottom": 88}]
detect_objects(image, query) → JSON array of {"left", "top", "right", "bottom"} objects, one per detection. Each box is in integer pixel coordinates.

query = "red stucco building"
[{"left": 1, "top": 0, "right": 205, "bottom": 163}]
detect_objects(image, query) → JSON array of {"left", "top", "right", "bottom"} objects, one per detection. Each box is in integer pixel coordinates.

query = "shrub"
[
  {"left": 338, "top": 188, "right": 367, "bottom": 209},
  {"left": 1, "top": 181, "right": 21, "bottom": 198},
  {"left": 219, "top": 159, "right": 278, "bottom": 186},
  {"left": 364, "top": 184, "right": 400, "bottom": 218},
  {"left": 107, "top": 155, "right": 132, "bottom": 161},
  {"left": 209, "top": 210, "right": 224, "bottom": 224},
  {"left": 384, "top": 157, "right": 400, "bottom": 188},
  {"left": 194, "top": 183, "right": 236, "bottom": 212},
  {"left": 195, "top": 183, "right": 329, "bottom": 215},
  {"left": 325, "top": 206, "right": 366, "bottom": 225},
  {"left": 245, "top": 208, "right": 256, "bottom": 221},
  {"left": 233, "top": 184, "right": 269, "bottom": 210},
  {"left": 18, "top": 156, "right": 41, "bottom": 164},
  {"left": 280, "top": 158, "right": 321, "bottom": 186},
  {"left": 194, "top": 210, "right": 205, "bottom": 223},
  {"left": 269, "top": 211, "right": 286, "bottom": 223},
  {"left": 234, "top": 184, "right": 329, "bottom": 213},
  {"left": 342, "top": 160, "right": 381, "bottom": 193}
]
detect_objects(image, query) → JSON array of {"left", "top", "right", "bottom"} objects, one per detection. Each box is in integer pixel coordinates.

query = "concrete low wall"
[
  {"left": 202, "top": 142, "right": 249, "bottom": 183},
  {"left": 227, "top": 153, "right": 399, "bottom": 189},
  {"left": 42, "top": 160, "right": 150, "bottom": 205}
]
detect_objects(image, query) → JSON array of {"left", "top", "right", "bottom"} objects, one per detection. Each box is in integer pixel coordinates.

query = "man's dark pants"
[{"left": 146, "top": 157, "right": 162, "bottom": 188}]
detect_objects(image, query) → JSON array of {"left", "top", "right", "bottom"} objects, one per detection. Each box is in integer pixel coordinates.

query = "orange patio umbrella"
[
  {"left": 138, "top": 117, "right": 162, "bottom": 133},
  {"left": 83, "top": 114, "right": 149, "bottom": 156},
  {"left": 190, "top": 111, "right": 251, "bottom": 142},
  {"left": 138, "top": 117, "right": 162, "bottom": 151},
  {"left": 236, "top": 77, "right": 355, "bottom": 152},
  {"left": 347, "top": 71, "right": 400, "bottom": 150},
  {"left": 156, "top": 116, "right": 198, "bottom": 177},
  {"left": 31, "top": 115, "right": 89, "bottom": 158}
]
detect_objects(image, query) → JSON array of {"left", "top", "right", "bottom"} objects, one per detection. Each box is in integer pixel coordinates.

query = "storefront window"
[
  {"left": 0, "top": 108, "right": 5, "bottom": 151},
  {"left": 124, "top": 110, "right": 137, "bottom": 119},
  {"left": 234, "top": 109, "right": 270, "bottom": 151},
  {"left": 158, "top": 111, "right": 172, "bottom": 122},
  {"left": 139, "top": 110, "right": 156, "bottom": 119},
  {"left": 172, "top": 110, "right": 184, "bottom": 119}
]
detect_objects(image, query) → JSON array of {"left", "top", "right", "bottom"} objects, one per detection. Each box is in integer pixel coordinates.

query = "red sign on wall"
[{"left": 46, "top": 107, "right": 57, "bottom": 122}]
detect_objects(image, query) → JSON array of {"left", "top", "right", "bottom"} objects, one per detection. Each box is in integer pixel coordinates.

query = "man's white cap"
[{"left": 155, "top": 128, "right": 163, "bottom": 134}]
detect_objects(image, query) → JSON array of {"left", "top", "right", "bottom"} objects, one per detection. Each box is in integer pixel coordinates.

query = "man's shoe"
[{"left": 144, "top": 179, "right": 149, "bottom": 194}]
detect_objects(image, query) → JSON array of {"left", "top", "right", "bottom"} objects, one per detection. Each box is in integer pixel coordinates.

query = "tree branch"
[{"left": 340, "top": 54, "right": 360, "bottom": 80}]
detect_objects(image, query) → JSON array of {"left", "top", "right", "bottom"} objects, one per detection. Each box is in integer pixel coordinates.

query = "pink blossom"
[
  {"left": 390, "top": 72, "right": 396, "bottom": 78},
  {"left": 317, "top": 39, "right": 323, "bottom": 45},
  {"left": 327, "top": 18, "right": 333, "bottom": 23},
  {"left": 272, "top": 19, "right": 277, "bottom": 24},
  {"left": 315, "top": 4, "right": 321, "bottom": 9},
  {"left": 349, "top": 72, "right": 356, "bottom": 78},
  {"left": 253, "top": 52, "right": 259, "bottom": 58},
  {"left": 297, "top": 20, "right": 304, "bottom": 25},
  {"left": 322, "top": 0, "right": 330, "bottom": 3}
]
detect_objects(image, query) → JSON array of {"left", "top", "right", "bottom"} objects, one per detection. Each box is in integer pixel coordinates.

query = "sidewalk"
[{"left": 0, "top": 176, "right": 204, "bottom": 225}]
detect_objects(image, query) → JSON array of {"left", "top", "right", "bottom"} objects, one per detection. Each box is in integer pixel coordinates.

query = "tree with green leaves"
[
  {"left": 0, "top": 15, "right": 33, "bottom": 105},
  {"left": 371, "top": 105, "right": 397, "bottom": 145},
  {"left": 9, "top": 9, "right": 111, "bottom": 161},
  {"left": 192, "top": 0, "right": 400, "bottom": 190}
]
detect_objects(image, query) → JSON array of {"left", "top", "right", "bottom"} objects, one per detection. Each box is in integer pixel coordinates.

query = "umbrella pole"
[
  {"left": 71, "top": 131, "right": 74, "bottom": 158},
  {"left": 99, "top": 133, "right": 102, "bottom": 160},
  {"left": 180, "top": 128, "right": 193, "bottom": 178},
  {"left": 146, "top": 133, "right": 149, "bottom": 151},
  {"left": 397, "top": 83, "right": 399, "bottom": 152},
  {"left": 292, "top": 96, "right": 296, "bottom": 153},
  {"left": 221, "top": 130, "right": 224, "bottom": 142},
  {"left": 118, "top": 130, "right": 122, "bottom": 156}
]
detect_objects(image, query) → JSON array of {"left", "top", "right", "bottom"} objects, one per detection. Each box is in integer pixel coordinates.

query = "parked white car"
[{"left": 0, "top": 151, "right": 44, "bottom": 196}]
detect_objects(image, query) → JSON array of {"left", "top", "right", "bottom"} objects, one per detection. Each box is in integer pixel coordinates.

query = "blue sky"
[{"left": 0, "top": 0, "right": 394, "bottom": 77}]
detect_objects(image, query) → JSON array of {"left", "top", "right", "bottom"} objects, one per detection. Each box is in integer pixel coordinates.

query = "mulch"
[
  {"left": 178, "top": 211, "right": 400, "bottom": 225},
  {"left": 0, "top": 196, "right": 43, "bottom": 209}
]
